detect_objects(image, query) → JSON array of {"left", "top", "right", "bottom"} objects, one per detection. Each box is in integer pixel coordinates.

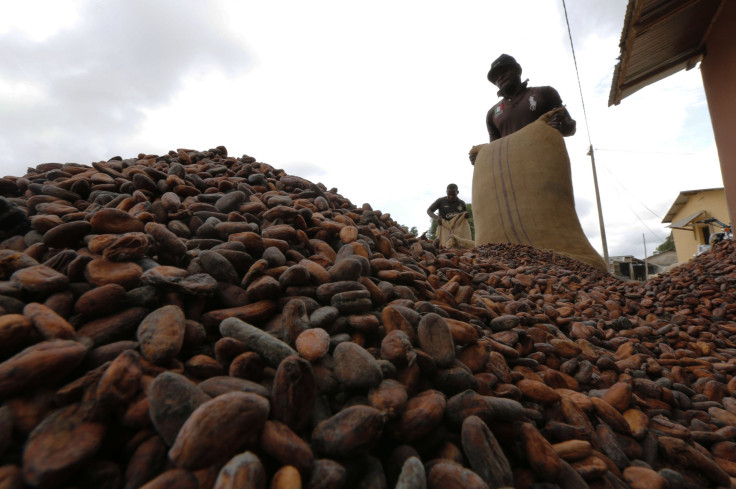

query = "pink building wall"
[{"left": 701, "top": 1, "right": 736, "bottom": 224}]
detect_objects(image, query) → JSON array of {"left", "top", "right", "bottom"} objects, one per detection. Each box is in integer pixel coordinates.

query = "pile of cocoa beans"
[{"left": 1, "top": 147, "right": 736, "bottom": 489}]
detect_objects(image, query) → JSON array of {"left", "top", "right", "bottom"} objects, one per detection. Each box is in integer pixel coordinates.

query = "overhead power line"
[
  {"left": 561, "top": 0, "right": 609, "bottom": 267},
  {"left": 595, "top": 147, "right": 696, "bottom": 156},
  {"left": 597, "top": 161, "right": 665, "bottom": 221},
  {"left": 560, "top": 1, "right": 669, "bottom": 254},
  {"left": 561, "top": 0, "right": 592, "bottom": 147}
]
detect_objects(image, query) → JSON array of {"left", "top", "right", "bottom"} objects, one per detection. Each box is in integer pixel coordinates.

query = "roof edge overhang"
[
  {"left": 667, "top": 210, "right": 706, "bottom": 230},
  {"left": 608, "top": 0, "right": 727, "bottom": 107}
]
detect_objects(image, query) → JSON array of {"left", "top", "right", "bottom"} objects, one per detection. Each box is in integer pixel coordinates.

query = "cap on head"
[{"left": 487, "top": 54, "right": 522, "bottom": 83}]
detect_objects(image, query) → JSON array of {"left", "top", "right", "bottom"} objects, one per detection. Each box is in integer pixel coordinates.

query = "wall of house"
[
  {"left": 701, "top": 1, "right": 736, "bottom": 225},
  {"left": 671, "top": 189, "right": 728, "bottom": 263},
  {"left": 647, "top": 249, "right": 677, "bottom": 267}
]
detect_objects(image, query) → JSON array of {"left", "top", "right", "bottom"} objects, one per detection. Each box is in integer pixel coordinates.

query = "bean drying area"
[{"left": 1, "top": 147, "right": 736, "bottom": 489}]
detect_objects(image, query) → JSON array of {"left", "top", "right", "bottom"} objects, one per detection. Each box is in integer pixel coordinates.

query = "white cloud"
[{"left": 0, "top": 1, "right": 82, "bottom": 42}]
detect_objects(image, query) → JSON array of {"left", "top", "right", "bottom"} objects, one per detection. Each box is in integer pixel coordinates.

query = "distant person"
[
  {"left": 427, "top": 183, "right": 467, "bottom": 223},
  {"left": 427, "top": 184, "right": 474, "bottom": 249},
  {"left": 471, "top": 54, "right": 576, "bottom": 164}
]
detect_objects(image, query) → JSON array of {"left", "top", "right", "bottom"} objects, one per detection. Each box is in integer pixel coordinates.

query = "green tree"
[
  {"left": 654, "top": 233, "right": 675, "bottom": 254},
  {"left": 466, "top": 203, "right": 475, "bottom": 240},
  {"left": 427, "top": 217, "right": 438, "bottom": 241}
]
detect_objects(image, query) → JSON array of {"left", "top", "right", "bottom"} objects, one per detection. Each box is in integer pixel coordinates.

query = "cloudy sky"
[{"left": 1, "top": 0, "right": 724, "bottom": 259}]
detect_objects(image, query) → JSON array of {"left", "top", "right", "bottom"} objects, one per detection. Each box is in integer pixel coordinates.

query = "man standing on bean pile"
[
  {"left": 427, "top": 184, "right": 474, "bottom": 249},
  {"left": 468, "top": 54, "right": 608, "bottom": 272},
  {"left": 427, "top": 183, "right": 467, "bottom": 224},
  {"left": 470, "top": 54, "right": 576, "bottom": 164}
]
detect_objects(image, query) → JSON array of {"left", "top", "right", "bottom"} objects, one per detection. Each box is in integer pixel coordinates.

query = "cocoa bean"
[
  {"left": 516, "top": 379, "right": 560, "bottom": 405},
  {"left": 74, "top": 283, "right": 128, "bottom": 318},
  {"left": 95, "top": 349, "right": 142, "bottom": 407},
  {"left": 260, "top": 420, "right": 314, "bottom": 477},
  {"left": 427, "top": 461, "right": 490, "bottom": 489},
  {"left": 333, "top": 342, "right": 382, "bottom": 389},
  {"left": 220, "top": 317, "right": 297, "bottom": 368},
  {"left": 137, "top": 305, "right": 186, "bottom": 365},
  {"left": 271, "top": 355, "right": 316, "bottom": 432},
  {"left": 11, "top": 264, "right": 69, "bottom": 294},
  {"left": 197, "top": 376, "right": 270, "bottom": 398},
  {"left": 148, "top": 372, "right": 210, "bottom": 446},
  {"left": 520, "top": 421, "right": 563, "bottom": 481},
  {"left": 169, "top": 392, "right": 270, "bottom": 469},
  {"left": 22, "top": 403, "right": 106, "bottom": 488},
  {"left": 123, "top": 434, "right": 167, "bottom": 489},
  {"left": 622, "top": 466, "right": 668, "bottom": 489},
  {"left": 0, "top": 340, "right": 88, "bottom": 396},
  {"left": 0, "top": 314, "right": 33, "bottom": 356},
  {"left": 369, "top": 379, "right": 408, "bottom": 419},
  {"left": 461, "top": 415, "right": 513, "bottom": 488},
  {"left": 307, "top": 459, "right": 346, "bottom": 489},
  {"left": 213, "top": 451, "right": 266, "bottom": 489},
  {"left": 295, "top": 328, "right": 330, "bottom": 362},
  {"left": 85, "top": 258, "right": 143, "bottom": 289},
  {"left": 392, "top": 390, "right": 446, "bottom": 443},
  {"left": 77, "top": 307, "right": 148, "bottom": 347},
  {"left": 311, "top": 405, "right": 384, "bottom": 457},
  {"left": 417, "top": 313, "right": 455, "bottom": 368}
]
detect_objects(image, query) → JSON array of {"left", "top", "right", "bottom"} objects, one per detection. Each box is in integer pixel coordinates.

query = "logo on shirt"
[
  {"left": 529, "top": 95, "right": 537, "bottom": 111},
  {"left": 494, "top": 104, "right": 504, "bottom": 117}
]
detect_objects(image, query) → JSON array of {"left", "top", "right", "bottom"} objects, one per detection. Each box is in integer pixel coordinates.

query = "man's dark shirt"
[
  {"left": 486, "top": 85, "right": 563, "bottom": 141},
  {"left": 429, "top": 197, "right": 467, "bottom": 220}
]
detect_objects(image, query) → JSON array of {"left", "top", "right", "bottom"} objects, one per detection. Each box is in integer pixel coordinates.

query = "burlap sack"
[
  {"left": 470, "top": 109, "right": 607, "bottom": 272},
  {"left": 437, "top": 213, "right": 474, "bottom": 249}
]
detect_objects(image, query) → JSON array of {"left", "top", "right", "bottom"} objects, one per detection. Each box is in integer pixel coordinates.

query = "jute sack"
[
  {"left": 437, "top": 213, "right": 474, "bottom": 249},
  {"left": 470, "top": 109, "right": 607, "bottom": 272}
]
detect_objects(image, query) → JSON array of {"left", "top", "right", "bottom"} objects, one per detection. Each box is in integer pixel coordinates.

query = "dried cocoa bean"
[{"left": 169, "top": 391, "right": 270, "bottom": 469}]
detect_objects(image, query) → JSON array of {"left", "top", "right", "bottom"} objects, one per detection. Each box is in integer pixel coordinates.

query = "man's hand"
[
  {"left": 468, "top": 144, "right": 483, "bottom": 166},
  {"left": 547, "top": 108, "right": 576, "bottom": 137}
]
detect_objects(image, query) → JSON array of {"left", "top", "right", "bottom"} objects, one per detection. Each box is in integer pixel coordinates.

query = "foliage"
[
  {"left": 466, "top": 203, "right": 475, "bottom": 239},
  {"left": 427, "top": 216, "right": 438, "bottom": 241},
  {"left": 654, "top": 233, "right": 675, "bottom": 254}
]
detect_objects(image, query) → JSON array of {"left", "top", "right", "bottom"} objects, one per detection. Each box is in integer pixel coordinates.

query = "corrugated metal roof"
[
  {"left": 609, "top": 0, "right": 727, "bottom": 106},
  {"left": 661, "top": 187, "right": 723, "bottom": 223}
]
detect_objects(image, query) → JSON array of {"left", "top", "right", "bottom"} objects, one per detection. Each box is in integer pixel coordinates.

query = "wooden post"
[{"left": 588, "top": 145, "right": 610, "bottom": 272}]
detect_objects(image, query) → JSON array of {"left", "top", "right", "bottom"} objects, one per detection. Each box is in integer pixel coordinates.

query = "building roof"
[
  {"left": 661, "top": 187, "right": 723, "bottom": 223},
  {"left": 608, "top": 0, "right": 727, "bottom": 106},
  {"left": 609, "top": 255, "right": 644, "bottom": 263}
]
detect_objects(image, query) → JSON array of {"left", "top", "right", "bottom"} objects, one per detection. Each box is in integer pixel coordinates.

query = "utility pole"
[{"left": 588, "top": 145, "right": 610, "bottom": 272}]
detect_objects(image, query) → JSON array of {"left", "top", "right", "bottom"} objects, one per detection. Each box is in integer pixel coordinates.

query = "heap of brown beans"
[{"left": 1, "top": 146, "right": 736, "bottom": 489}]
